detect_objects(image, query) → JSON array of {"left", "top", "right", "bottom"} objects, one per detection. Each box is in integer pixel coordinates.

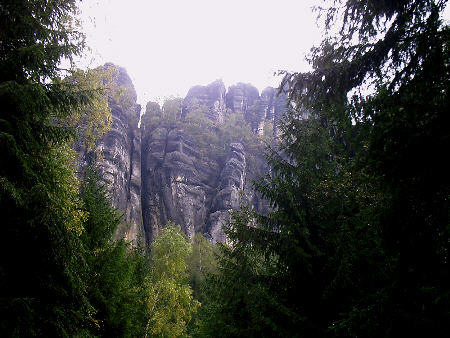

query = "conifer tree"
[
  {"left": 278, "top": 0, "right": 450, "bottom": 334},
  {"left": 204, "top": 0, "right": 449, "bottom": 336},
  {"left": 80, "top": 166, "right": 150, "bottom": 336},
  {"left": 0, "top": 0, "right": 96, "bottom": 334}
]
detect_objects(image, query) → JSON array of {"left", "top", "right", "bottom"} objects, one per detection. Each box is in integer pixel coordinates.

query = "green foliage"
[
  {"left": 162, "top": 97, "right": 183, "bottom": 125},
  {"left": 182, "top": 104, "right": 222, "bottom": 159},
  {"left": 0, "top": 0, "right": 85, "bottom": 82},
  {"left": 262, "top": 120, "right": 274, "bottom": 139},
  {"left": 198, "top": 206, "right": 290, "bottom": 338},
  {"left": 151, "top": 223, "right": 191, "bottom": 280},
  {"left": 80, "top": 167, "right": 121, "bottom": 248},
  {"left": 0, "top": 142, "right": 91, "bottom": 336},
  {"left": 0, "top": 2, "right": 150, "bottom": 336},
  {"left": 66, "top": 64, "right": 139, "bottom": 152},
  {"left": 187, "top": 233, "right": 218, "bottom": 303},
  {"left": 219, "top": 111, "right": 258, "bottom": 149},
  {"left": 79, "top": 167, "right": 151, "bottom": 336},
  {"left": 203, "top": 0, "right": 449, "bottom": 336},
  {"left": 141, "top": 101, "right": 163, "bottom": 131},
  {"left": 145, "top": 223, "right": 199, "bottom": 337},
  {"left": 0, "top": 0, "right": 94, "bottom": 335},
  {"left": 218, "top": 111, "right": 267, "bottom": 175},
  {"left": 63, "top": 67, "right": 113, "bottom": 150},
  {"left": 86, "top": 241, "right": 150, "bottom": 336},
  {"left": 278, "top": 1, "right": 450, "bottom": 334}
]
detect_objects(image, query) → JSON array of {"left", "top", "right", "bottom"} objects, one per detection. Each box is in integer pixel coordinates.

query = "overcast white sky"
[
  {"left": 76, "top": 0, "right": 322, "bottom": 105},
  {"left": 76, "top": 0, "right": 450, "bottom": 106}
]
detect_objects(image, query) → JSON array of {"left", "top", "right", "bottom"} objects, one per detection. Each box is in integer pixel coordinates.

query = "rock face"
[
  {"left": 140, "top": 79, "right": 284, "bottom": 244},
  {"left": 183, "top": 80, "right": 226, "bottom": 123},
  {"left": 207, "top": 143, "right": 246, "bottom": 244},
  {"left": 259, "top": 87, "right": 287, "bottom": 136},
  {"left": 226, "top": 83, "right": 260, "bottom": 115},
  {"left": 224, "top": 83, "right": 288, "bottom": 135},
  {"left": 80, "top": 69, "right": 288, "bottom": 246},
  {"left": 141, "top": 126, "right": 212, "bottom": 243},
  {"left": 140, "top": 127, "right": 253, "bottom": 244},
  {"left": 78, "top": 65, "right": 145, "bottom": 245},
  {"left": 98, "top": 99, "right": 143, "bottom": 244},
  {"left": 140, "top": 121, "right": 249, "bottom": 243}
]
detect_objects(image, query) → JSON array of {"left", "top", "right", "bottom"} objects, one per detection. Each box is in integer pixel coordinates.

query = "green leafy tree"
[
  {"left": 66, "top": 64, "right": 139, "bottom": 153},
  {"left": 145, "top": 223, "right": 199, "bottom": 337},
  {"left": 187, "top": 233, "right": 217, "bottom": 303}
]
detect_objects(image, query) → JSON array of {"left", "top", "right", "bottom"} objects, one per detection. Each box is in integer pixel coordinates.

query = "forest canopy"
[
  {"left": 0, "top": 0, "right": 448, "bottom": 336},
  {"left": 200, "top": 0, "right": 449, "bottom": 336}
]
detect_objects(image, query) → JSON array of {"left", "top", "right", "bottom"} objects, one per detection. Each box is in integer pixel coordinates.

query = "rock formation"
[
  {"left": 207, "top": 143, "right": 247, "bottom": 244},
  {"left": 77, "top": 65, "right": 145, "bottom": 245},
  {"left": 183, "top": 80, "right": 226, "bottom": 123},
  {"left": 80, "top": 66, "right": 288, "bottom": 246},
  {"left": 140, "top": 79, "right": 284, "bottom": 245}
]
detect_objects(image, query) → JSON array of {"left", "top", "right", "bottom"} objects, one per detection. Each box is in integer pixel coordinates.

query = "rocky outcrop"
[
  {"left": 258, "top": 86, "right": 288, "bottom": 136},
  {"left": 225, "top": 83, "right": 260, "bottom": 130},
  {"left": 78, "top": 65, "right": 145, "bottom": 245},
  {"left": 139, "top": 79, "right": 282, "bottom": 244},
  {"left": 79, "top": 69, "right": 288, "bottom": 246},
  {"left": 224, "top": 83, "right": 288, "bottom": 135},
  {"left": 98, "top": 100, "right": 143, "bottom": 244},
  {"left": 207, "top": 143, "right": 246, "bottom": 243},
  {"left": 140, "top": 120, "right": 251, "bottom": 244},
  {"left": 141, "top": 126, "right": 213, "bottom": 243},
  {"left": 225, "top": 83, "right": 259, "bottom": 115},
  {"left": 183, "top": 80, "right": 226, "bottom": 123}
]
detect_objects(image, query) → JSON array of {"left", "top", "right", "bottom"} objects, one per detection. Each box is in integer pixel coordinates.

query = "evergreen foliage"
[
  {"left": 202, "top": 0, "right": 449, "bottom": 336},
  {"left": 199, "top": 206, "right": 289, "bottom": 338},
  {"left": 80, "top": 167, "right": 151, "bottom": 336},
  {"left": 0, "top": 0, "right": 93, "bottom": 334},
  {"left": 0, "top": 2, "right": 152, "bottom": 335}
]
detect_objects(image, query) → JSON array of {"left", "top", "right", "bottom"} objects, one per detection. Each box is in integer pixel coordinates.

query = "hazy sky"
[
  {"left": 77, "top": 0, "right": 450, "bottom": 106},
  {"left": 77, "top": 0, "right": 321, "bottom": 105}
]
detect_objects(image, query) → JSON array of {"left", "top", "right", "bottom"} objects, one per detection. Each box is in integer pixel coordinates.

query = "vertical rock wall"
[
  {"left": 80, "top": 70, "right": 288, "bottom": 246},
  {"left": 183, "top": 80, "right": 226, "bottom": 123},
  {"left": 207, "top": 143, "right": 247, "bottom": 244},
  {"left": 78, "top": 65, "right": 145, "bottom": 245},
  {"left": 141, "top": 126, "right": 216, "bottom": 243},
  {"left": 140, "top": 79, "right": 285, "bottom": 244}
]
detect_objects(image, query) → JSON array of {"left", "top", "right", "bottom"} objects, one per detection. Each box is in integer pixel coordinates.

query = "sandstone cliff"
[
  {"left": 80, "top": 66, "right": 287, "bottom": 246},
  {"left": 77, "top": 65, "right": 145, "bottom": 245},
  {"left": 140, "top": 79, "right": 284, "bottom": 244}
]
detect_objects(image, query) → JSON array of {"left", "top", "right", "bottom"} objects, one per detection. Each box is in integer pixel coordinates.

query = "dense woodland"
[{"left": 0, "top": 0, "right": 448, "bottom": 336}]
